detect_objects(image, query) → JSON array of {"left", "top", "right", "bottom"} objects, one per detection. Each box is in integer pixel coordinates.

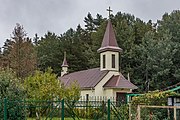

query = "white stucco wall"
[
  {"left": 80, "top": 70, "right": 132, "bottom": 99},
  {"left": 80, "top": 87, "right": 132, "bottom": 100},
  {"left": 81, "top": 89, "right": 95, "bottom": 97},
  {"left": 80, "top": 89, "right": 95, "bottom": 101},
  {"left": 100, "top": 51, "right": 119, "bottom": 71},
  {"left": 94, "top": 71, "right": 119, "bottom": 97}
]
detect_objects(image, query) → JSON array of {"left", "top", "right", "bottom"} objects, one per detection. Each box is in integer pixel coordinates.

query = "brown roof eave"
[
  {"left": 97, "top": 46, "right": 122, "bottom": 53},
  {"left": 81, "top": 87, "right": 95, "bottom": 90},
  {"left": 103, "top": 86, "right": 138, "bottom": 89}
]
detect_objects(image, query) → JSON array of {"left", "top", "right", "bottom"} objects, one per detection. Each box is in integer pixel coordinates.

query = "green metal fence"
[{"left": 0, "top": 98, "right": 125, "bottom": 120}]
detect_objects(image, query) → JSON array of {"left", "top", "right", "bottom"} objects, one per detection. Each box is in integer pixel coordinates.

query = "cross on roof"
[
  {"left": 107, "top": 6, "right": 113, "bottom": 19},
  {"left": 64, "top": 51, "right": 66, "bottom": 59}
]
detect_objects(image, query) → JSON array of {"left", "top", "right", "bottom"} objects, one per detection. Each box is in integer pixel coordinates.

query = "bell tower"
[
  {"left": 97, "top": 7, "right": 122, "bottom": 71},
  {"left": 61, "top": 52, "right": 68, "bottom": 76}
]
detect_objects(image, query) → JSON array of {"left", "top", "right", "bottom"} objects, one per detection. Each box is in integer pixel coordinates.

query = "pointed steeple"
[
  {"left": 97, "top": 20, "right": 122, "bottom": 53},
  {"left": 98, "top": 7, "right": 122, "bottom": 71},
  {"left": 61, "top": 52, "right": 68, "bottom": 76},
  {"left": 61, "top": 52, "right": 68, "bottom": 67},
  {"left": 127, "top": 73, "right": 130, "bottom": 81}
]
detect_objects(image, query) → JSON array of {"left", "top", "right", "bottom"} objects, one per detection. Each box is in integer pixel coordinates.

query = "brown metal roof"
[
  {"left": 59, "top": 68, "right": 109, "bottom": 89},
  {"left": 103, "top": 73, "right": 138, "bottom": 89},
  {"left": 161, "top": 82, "right": 180, "bottom": 91},
  {"left": 97, "top": 20, "right": 122, "bottom": 53}
]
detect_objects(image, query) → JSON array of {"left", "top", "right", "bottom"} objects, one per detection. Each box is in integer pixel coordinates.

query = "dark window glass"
[
  {"left": 86, "top": 94, "right": 89, "bottom": 101},
  {"left": 103, "top": 55, "right": 105, "bottom": 68},
  {"left": 112, "top": 54, "right": 115, "bottom": 68}
]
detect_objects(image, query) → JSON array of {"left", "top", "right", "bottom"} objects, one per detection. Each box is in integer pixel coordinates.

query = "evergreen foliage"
[
  {"left": 1, "top": 10, "right": 180, "bottom": 93},
  {"left": 1, "top": 23, "right": 36, "bottom": 79},
  {"left": 0, "top": 68, "right": 26, "bottom": 119}
]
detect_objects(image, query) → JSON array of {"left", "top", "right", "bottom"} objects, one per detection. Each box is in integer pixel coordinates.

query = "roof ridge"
[
  {"left": 115, "top": 75, "right": 120, "bottom": 86},
  {"left": 93, "top": 71, "right": 110, "bottom": 88},
  {"left": 65, "top": 67, "right": 100, "bottom": 75}
]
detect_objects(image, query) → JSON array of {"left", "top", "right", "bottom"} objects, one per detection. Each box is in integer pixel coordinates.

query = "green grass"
[
  {"left": 27, "top": 117, "right": 88, "bottom": 120},
  {"left": 27, "top": 117, "right": 76, "bottom": 120}
]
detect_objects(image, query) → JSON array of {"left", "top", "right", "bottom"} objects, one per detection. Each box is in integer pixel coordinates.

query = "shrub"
[{"left": 0, "top": 68, "right": 26, "bottom": 119}]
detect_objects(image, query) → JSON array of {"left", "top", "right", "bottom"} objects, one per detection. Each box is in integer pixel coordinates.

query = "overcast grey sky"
[{"left": 0, "top": 0, "right": 180, "bottom": 47}]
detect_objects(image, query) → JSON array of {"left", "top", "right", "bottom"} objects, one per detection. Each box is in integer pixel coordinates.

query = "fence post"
[
  {"left": 61, "top": 99, "right": 64, "bottom": 120},
  {"left": 129, "top": 103, "right": 131, "bottom": 120},
  {"left": 137, "top": 105, "right": 140, "bottom": 120},
  {"left": 108, "top": 99, "right": 110, "bottom": 120},
  {"left": 4, "top": 98, "right": 7, "bottom": 120},
  {"left": 174, "top": 107, "right": 176, "bottom": 120}
]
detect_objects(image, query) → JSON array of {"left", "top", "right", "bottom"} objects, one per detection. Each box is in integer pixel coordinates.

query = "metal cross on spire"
[
  {"left": 107, "top": 6, "right": 113, "bottom": 19},
  {"left": 64, "top": 51, "right": 66, "bottom": 59}
]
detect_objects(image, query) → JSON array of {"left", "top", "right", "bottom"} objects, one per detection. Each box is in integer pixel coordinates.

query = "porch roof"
[{"left": 103, "top": 74, "right": 138, "bottom": 89}]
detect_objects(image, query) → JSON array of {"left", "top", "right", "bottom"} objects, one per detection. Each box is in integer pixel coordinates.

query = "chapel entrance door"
[{"left": 116, "top": 92, "right": 126, "bottom": 103}]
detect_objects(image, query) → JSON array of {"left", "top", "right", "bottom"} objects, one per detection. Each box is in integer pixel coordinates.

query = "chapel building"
[{"left": 59, "top": 19, "right": 137, "bottom": 101}]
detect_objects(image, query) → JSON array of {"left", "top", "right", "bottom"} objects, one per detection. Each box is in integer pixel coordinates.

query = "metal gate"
[{"left": 1, "top": 98, "right": 125, "bottom": 120}]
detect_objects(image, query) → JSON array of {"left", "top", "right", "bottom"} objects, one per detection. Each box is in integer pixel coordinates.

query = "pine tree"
[{"left": 3, "top": 23, "right": 37, "bottom": 79}]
